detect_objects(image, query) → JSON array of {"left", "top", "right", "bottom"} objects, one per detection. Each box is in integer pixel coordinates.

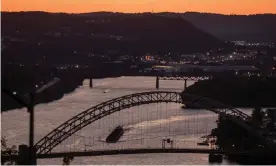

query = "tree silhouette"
[
  {"left": 211, "top": 115, "right": 263, "bottom": 151},
  {"left": 62, "top": 156, "right": 74, "bottom": 165},
  {"left": 1, "top": 137, "right": 18, "bottom": 165},
  {"left": 251, "top": 107, "right": 264, "bottom": 127}
]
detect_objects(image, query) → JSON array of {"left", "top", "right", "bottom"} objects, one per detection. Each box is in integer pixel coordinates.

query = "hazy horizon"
[
  {"left": 2, "top": 10, "right": 276, "bottom": 16},
  {"left": 2, "top": 0, "right": 276, "bottom": 15}
]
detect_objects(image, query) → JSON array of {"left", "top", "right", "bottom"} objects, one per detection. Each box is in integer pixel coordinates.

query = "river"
[{"left": 1, "top": 76, "right": 252, "bottom": 164}]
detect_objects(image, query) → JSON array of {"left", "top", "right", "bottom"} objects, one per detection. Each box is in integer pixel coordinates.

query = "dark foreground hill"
[
  {"left": 64, "top": 11, "right": 276, "bottom": 42},
  {"left": 2, "top": 12, "right": 223, "bottom": 64},
  {"left": 182, "top": 12, "right": 276, "bottom": 42},
  {"left": 183, "top": 77, "right": 276, "bottom": 107}
]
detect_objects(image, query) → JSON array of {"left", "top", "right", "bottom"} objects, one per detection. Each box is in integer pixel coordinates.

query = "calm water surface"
[{"left": 2, "top": 76, "right": 251, "bottom": 164}]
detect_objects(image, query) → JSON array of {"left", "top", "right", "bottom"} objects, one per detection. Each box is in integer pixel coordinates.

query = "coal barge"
[{"left": 106, "top": 126, "right": 124, "bottom": 143}]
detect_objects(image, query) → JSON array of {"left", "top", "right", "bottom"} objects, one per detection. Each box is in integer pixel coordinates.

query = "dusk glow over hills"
[{"left": 2, "top": 0, "right": 276, "bottom": 14}]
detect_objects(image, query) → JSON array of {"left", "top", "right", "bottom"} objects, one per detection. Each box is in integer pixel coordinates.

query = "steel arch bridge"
[{"left": 35, "top": 91, "right": 272, "bottom": 155}]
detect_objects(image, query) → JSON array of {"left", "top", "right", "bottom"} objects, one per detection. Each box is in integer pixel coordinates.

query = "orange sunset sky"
[{"left": 2, "top": 0, "right": 276, "bottom": 15}]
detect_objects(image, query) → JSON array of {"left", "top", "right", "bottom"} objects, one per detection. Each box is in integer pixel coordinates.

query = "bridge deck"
[
  {"left": 2, "top": 148, "right": 276, "bottom": 162},
  {"left": 38, "top": 148, "right": 221, "bottom": 158}
]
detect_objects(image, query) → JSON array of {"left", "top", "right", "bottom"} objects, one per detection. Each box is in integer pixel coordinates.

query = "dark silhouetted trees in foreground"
[
  {"left": 211, "top": 113, "right": 276, "bottom": 164},
  {"left": 184, "top": 76, "right": 276, "bottom": 107}
]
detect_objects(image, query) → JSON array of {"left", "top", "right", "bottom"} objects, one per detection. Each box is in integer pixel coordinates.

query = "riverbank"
[
  {"left": 1, "top": 73, "right": 84, "bottom": 112},
  {"left": 210, "top": 109, "right": 276, "bottom": 165},
  {"left": 227, "top": 154, "right": 276, "bottom": 164},
  {"left": 1, "top": 74, "right": 161, "bottom": 112},
  {"left": 183, "top": 77, "right": 276, "bottom": 108},
  {"left": 1, "top": 63, "right": 154, "bottom": 112}
]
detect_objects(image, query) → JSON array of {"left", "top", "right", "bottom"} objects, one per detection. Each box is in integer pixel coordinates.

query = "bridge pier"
[
  {"left": 89, "top": 78, "right": 93, "bottom": 88},
  {"left": 184, "top": 79, "right": 187, "bottom": 89},
  {"left": 156, "top": 76, "right": 159, "bottom": 89},
  {"left": 18, "top": 144, "right": 37, "bottom": 165},
  {"left": 209, "top": 153, "right": 222, "bottom": 164}
]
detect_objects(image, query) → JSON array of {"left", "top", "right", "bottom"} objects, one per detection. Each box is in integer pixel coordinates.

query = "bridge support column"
[
  {"left": 18, "top": 144, "right": 29, "bottom": 165},
  {"left": 89, "top": 78, "right": 93, "bottom": 88},
  {"left": 18, "top": 144, "right": 37, "bottom": 165},
  {"left": 184, "top": 79, "right": 187, "bottom": 89},
  {"left": 156, "top": 76, "right": 159, "bottom": 89},
  {"left": 209, "top": 153, "right": 222, "bottom": 164}
]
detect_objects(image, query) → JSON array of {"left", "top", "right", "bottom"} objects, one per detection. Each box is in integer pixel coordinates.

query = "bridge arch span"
[{"left": 35, "top": 91, "right": 269, "bottom": 155}]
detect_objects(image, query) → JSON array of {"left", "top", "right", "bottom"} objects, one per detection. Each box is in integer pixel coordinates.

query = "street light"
[
  {"left": 29, "top": 77, "right": 60, "bottom": 164},
  {"left": 35, "top": 78, "right": 60, "bottom": 94},
  {"left": 2, "top": 77, "right": 60, "bottom": 164}
]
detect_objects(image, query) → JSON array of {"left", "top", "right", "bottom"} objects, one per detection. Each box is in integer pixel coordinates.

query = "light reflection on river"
[{"left": 2, "top": 76, "right": 252, "bottom": 164}]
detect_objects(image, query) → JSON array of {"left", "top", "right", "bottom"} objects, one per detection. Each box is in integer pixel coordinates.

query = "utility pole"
[
  {"left": 2, "top": 77, "right": 60, "bottom": 165},
  {"left": 28, "top": 92, "right": 35, "bottom": 165},
  {"left": 156, "top": 76, "right": 159, "bottom": 89},
  {"left": 29, "top": 77, "right": 60, "bottom": 164}
]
